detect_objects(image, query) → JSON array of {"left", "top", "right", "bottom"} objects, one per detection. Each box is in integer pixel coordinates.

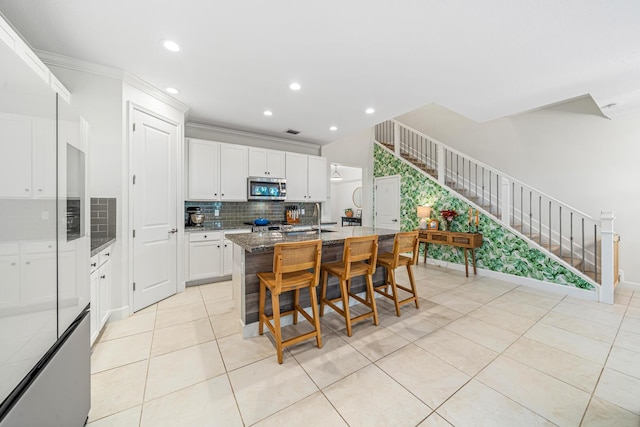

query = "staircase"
[{"left": 375, "top": 119, "right": 619, "bottom": 298}]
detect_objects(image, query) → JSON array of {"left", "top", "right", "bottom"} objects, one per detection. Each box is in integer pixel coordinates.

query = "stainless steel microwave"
[{"left": 247, "top": 177, "right": 287, "bottom": 201}]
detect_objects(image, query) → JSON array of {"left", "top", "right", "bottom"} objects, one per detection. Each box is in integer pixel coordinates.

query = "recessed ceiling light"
[
  {"left": 289, "top": 82, "right": 301, "bottom": 91},
  {"left": 263, "top": 110, "right": 273, "bottom": 116},
  {"left": 365, "top": 108, "right": 375, "bottom": 114},
  {"left": 165, "top": 87, "right": 179, "bottom": 94},
  {"left": 329, "top": 126, "right": 338, "bottom": 131},
  {"left": 162, "top": 40, "right": 180, "bottom": 52}
]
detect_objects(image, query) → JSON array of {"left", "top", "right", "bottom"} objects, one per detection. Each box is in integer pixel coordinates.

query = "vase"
[{"left": 442, "top": 221, "right": 450, "bottom": 231}]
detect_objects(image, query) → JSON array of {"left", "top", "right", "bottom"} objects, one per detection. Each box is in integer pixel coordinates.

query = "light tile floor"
[{"left": 86, "top": 264, "right": 640, "bottom": 426}]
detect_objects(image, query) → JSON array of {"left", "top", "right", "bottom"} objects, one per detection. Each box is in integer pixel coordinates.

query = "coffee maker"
[{"left": 186, "top": 206, "right": 205, "bottom": 226}]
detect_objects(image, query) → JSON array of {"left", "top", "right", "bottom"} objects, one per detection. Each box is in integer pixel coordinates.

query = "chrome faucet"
[{"left": 313, "top": 202, "right": 321, "bottom": 234}]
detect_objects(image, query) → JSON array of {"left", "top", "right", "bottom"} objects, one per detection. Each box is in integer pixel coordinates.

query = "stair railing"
[{"left": 375, "top": 119, "right": 614, "bottom": 296}]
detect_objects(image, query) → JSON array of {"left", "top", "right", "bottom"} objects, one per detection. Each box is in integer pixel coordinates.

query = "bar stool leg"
[
  {"left": 388, "top": 268, "right": 401, "bottom": 317},
  {"left": 320, "top": 270, "right": 328, "bottom": 316},
  {"left": 366, "top": 274, "right": 379, "bottom": 325},
  {"left": 407, "top": 265, "right": 420, "bottom": 309},
  {"left": 271, "top": 293, "right": 283, "bottom": 364},
  {"left": 293, "top": 288, "right": 300, "bottom": 325},
  {"left": 340, "top": 278, "right": 353, "bottom": 337},
  {"left": 258, "top": 281, "right": 266, "bottom": 335},
  {"left": 309, "top": 286, "right": 322, "bottom": 348}
]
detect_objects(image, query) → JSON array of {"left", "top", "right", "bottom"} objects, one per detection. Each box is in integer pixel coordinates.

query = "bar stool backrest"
[
  {"left": 392, "top": 231, "right": 420, "bottom": 266},
  {"left": 273, "top": 239, "right": 322, "bottom": 294},
  {"left": 342, "top": 235, "right": 379, "bottom": 278}
]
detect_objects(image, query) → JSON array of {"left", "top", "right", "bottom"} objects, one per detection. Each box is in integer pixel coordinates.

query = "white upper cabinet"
[
  {"left": 248, "top": 147, "right": 285, "bottom": 178},
  {"left": 0, "top": 115, "right": 57, "bottom": 199},
  {"left": 285, "top": 152, "right": 327, "bottom": 202},
  {"left": 188, "top": 139, "right": 220, "bottom": 200},
  {"left": 187, "top": 139, "right": 247, "bottom": 201},
  {"left": 307, "top": 155, "right": 327, "bottom": 202},
  {"left": 220, "top": 143, "right": 248, "bottom": 201}
]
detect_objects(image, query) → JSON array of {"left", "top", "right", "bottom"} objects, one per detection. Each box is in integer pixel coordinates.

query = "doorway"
[{"left": 329, "top": 164, "right": 363, "bottom": 222}]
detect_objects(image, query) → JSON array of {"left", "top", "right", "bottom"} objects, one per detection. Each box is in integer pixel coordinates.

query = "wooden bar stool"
[
  {"left": 375, "top": 231, "right": 420, "bottom": 316},
  {"left": 257, "top": 239, "right": 323, "bottom": 364},
  {"left": 320, "top": 235, "right": 379, "bottom": 337}
]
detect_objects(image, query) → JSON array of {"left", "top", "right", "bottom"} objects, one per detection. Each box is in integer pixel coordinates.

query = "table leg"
[
  {"left": 423, "top": 242, "right": 428, "bottom": 265},
  {"left": 463, "top": 248, "right": 469, "bottom": 277},
  {"left": 471, "top": 248, "right": 477, "bottom": 275}
]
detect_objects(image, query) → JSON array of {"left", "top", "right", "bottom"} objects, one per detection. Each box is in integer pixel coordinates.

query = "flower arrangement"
[
  {"left": 344, "top": 208, "right": 353, "bottom": 217},
  {"left": 440, "top": 209, "right": 458, "bottom": 230}
]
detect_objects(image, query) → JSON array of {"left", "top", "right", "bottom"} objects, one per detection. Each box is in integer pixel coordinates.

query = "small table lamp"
[{"left": 417, "top": 206, "right": 431, "bottom": 229}]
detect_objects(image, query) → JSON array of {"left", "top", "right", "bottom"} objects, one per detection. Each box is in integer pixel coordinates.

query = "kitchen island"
[{"left": 226, "top": 226, "right": 398, "bottom": 336}]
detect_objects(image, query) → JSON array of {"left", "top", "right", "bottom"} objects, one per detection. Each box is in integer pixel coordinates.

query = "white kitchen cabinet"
[
  {"left": 186, "top": 229, "right": 249, "bottom": 282},
  {"left": 188, "top": 231, "right": 222, "bottom": 280},
  {"left": 285, "top": 152, "right": 327, "bottom": 202},
  {"left": 90, "top": 244, "right": 113, "bottom": 345},
  {"left": 0, "top": 114, "right": 56, "bottom": 199},
  {"left": 307, "top": 155, "right": 328, "bottom": 201},
  {"left": 0, "top": 254, "right": 20, "bottom": 309},
  {"left": 188, "top": 139, "right": 219, "bottom": 200},
  {"left": 248, "top": 147, "right": 285, "bottom": 178},
  {"left": 220, "top": 143, "right": 248, "bottom": 200},
  {"left": 187, "top": 139, "right": 248, "bottom": 201}
]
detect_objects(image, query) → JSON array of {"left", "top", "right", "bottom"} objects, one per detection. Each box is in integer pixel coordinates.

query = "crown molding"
[
  {"left": 186, "top": 122, "right": 321, "bottom": 150},
  {"left": 35, "top": 49, "right": 190, "bottom": 113}
]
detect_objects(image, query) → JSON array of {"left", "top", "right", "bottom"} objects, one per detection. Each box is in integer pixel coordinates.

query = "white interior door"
[
  {"left": 375, "top": 175, "right": 401, "bottom": 230},
  {"left": 132, "top": 109, "right": 178, "bottom": 311}
]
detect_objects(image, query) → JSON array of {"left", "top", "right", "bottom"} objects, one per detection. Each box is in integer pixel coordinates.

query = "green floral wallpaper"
[{"left": 373, "top": 144, "right": 594, "bottom": 290}]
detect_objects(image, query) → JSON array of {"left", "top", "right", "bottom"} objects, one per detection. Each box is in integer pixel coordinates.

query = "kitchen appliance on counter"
[
  {"left": 186, "top": 206, "right": 205, "bottom": 226},
  {"left": 247, "top": 177, "right": 287, "bottom": 201},
  {"left": 243, "top": 220, "right": 293, "bottom": 233}
]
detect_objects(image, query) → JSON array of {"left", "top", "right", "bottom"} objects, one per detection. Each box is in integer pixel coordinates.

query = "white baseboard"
[
  {"left": 620, "top": 280, "right": 640, "bottom": 292},
  {"left": 107, "top": 305, "right": 130, "bottom": 322},
  {"left": 425, "top": 259, "right": 599, "bottom": 301}
]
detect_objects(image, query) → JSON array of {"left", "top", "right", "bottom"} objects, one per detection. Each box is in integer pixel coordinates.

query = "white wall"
[
  {"left": 397, "top": 100, "right": 640, "bottom": 285},
  {"left": 322, "top": 128, "right": 374, "bottom": 226},
  {"left": 329, "top": 165, "right": 362, "bottom": 221}
]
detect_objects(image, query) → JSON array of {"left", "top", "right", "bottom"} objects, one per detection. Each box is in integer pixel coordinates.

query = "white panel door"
[
  {"left": 132, "top": 109, "right": 178, "bottom": 311},
  {"left": 375, "top": 175, "right": 401, "bottom": 230},
  {"left": 188, "top": 139, "right": 219, "bottom": 200}
]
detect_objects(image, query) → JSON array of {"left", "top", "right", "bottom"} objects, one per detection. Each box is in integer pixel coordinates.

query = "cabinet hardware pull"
[
  {"left": 91, "top": 262, "right": 97, "bottom": 267},
  {"left": 100, "top": 275, "right": 106, "bottom": 279},
  {"left": 168, "top": 228, "right": 178, "bottom": 234}
]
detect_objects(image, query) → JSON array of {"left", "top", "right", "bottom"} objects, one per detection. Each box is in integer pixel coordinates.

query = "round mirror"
[{"left": 352, "top": 187, "right": 362, "bottom": 208}]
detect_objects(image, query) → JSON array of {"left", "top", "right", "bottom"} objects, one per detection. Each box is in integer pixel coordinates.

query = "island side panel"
[{"left": 243, "top": 237, "right": 394, "bottom": 325}]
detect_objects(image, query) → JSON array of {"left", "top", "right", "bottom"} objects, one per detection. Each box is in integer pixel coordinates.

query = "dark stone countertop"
[
  {"left": 91, "top": 237, "right": 116, "bottom": 256},
  {"left": 225, "top": 226, "right": 397, "bottom": 254},
  {"left": 184, "top": 221, "right": 338, "bottom": 233}
]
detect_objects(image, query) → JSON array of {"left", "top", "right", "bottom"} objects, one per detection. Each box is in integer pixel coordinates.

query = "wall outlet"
[
  {"left": 214, "top": 210, "right": 219, "bottom": 216},
  {"left": 301, "top": 208, "right": 305, "bottom": 215}
]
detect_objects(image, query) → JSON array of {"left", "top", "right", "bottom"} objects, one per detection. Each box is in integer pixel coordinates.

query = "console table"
[
  {"left": 341, "top": 216, "right": 362, "bottom": 226},
  {"left": 418, "top": 230, "right": 483, "bottom": 277}
]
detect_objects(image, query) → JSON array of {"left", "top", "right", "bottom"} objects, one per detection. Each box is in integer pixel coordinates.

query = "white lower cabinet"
[
  {"left": 187, "top": 229, "right": 249, "bottom": 282},
  {"left": 90, "top": 244, "right": 113, "bottom": 345}
]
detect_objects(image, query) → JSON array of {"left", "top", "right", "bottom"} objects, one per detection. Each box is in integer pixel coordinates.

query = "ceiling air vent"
[{"left": 284, "top": 129, "right": 300, "bottom": 135}]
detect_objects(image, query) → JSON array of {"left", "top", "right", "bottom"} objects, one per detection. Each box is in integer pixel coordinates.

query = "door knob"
[{"left": 392, "top": 219, "right": 398, "bottom": 222}]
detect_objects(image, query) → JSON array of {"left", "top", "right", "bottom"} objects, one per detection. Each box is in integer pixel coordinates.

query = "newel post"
[{"left": 599, "top": 211, "right": 615, "bottom": 304}]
